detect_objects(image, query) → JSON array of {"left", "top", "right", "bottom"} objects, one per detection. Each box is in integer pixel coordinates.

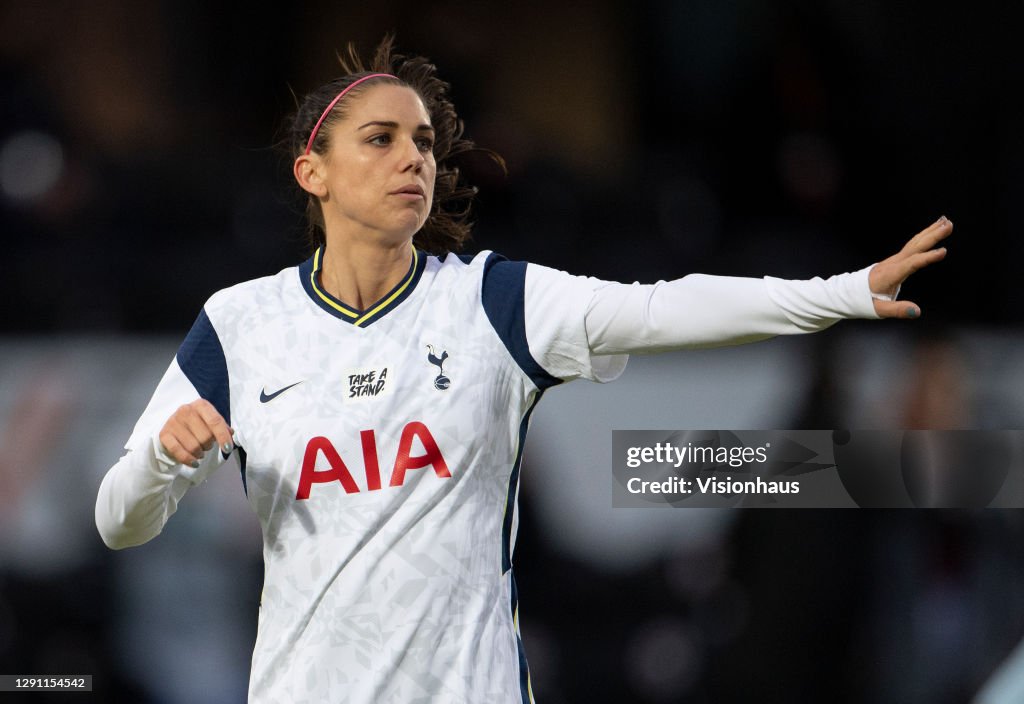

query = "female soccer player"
[{"left": 95, "top": 37, "right": 950, "bottom": 703}]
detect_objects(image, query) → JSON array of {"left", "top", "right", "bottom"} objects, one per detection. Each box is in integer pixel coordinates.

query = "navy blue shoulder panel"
[
  {"left": 176, "top": 308, "right": 231, "bottom": 425},
  {"left": 481, "top": 253, "right": 561, "bottom": 390}
]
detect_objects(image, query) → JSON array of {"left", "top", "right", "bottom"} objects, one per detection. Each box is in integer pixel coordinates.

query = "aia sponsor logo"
[{"left": 296, "top": 421, "right": 450, "bottom": 500}]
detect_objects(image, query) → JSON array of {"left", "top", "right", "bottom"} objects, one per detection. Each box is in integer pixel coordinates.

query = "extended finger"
[
  {"left": 894, "top": 246, "right": 948, "bottom": 280},
  {"left": 192, "top": 399, "right": 234, "bottom": 453},
  {"left": 872, "top": 298, "right": 923, "bottom": 320},
  {"left": 903, "top": 217, "right": 953, "bottom": 255}
]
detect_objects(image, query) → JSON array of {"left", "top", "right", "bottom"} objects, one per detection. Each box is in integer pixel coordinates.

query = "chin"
[
  {"left": 394, "top": 215, "right": 428, "bottom": 240},
  {"left": 378, "top": 223, "right": 423, "bottom": 247}
]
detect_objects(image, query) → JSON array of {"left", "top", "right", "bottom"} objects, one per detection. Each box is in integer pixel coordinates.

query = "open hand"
[
  {"left": 159, "top": 399, "right": 234, "bottom": 467},
  {"left": 869, "top": 216, "right": 952, "bottom": 319}
]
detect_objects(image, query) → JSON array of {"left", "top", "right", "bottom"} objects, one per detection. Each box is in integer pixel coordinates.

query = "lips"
[{"left": 390, "top": 184, "right": 425, "bottom": 197}]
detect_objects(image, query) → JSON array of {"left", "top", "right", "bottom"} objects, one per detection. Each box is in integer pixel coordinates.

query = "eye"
[
  {"left": 368, "top": 133, "right": 392, "bottom": 146},
  {"left": 416, "top": 136, "right": 435, "bottom": 153}
]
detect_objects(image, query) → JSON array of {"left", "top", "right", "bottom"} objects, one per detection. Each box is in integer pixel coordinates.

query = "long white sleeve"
[
  {"left": 95, "top": 435, "right": 222, "bottom": 549},
  {"left": 95, "top": 352, "right": 228, "bottom": 549},
  {"left": 584, "top": 266, "right": 878, "bottom": 354}
]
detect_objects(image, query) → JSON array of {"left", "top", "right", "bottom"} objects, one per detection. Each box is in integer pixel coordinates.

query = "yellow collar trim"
[{"left": 309, "top": 247, "right": 419, "bottom": 327}]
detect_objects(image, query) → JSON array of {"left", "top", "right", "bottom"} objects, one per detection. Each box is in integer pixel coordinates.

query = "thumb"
[{"left": 873, "top": 299, "right": 922, "bottom": 319}]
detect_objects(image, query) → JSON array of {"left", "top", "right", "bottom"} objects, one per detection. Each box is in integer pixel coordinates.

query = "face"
[{"left": 301, "top": 84, "right": 437, "bottom": 245}]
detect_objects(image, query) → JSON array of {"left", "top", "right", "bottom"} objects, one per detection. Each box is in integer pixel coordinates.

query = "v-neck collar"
[{"left": 298, "top": 245, "right": 426, "bottom": 327}]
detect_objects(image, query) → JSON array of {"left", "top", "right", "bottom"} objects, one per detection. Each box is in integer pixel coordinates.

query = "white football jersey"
[{"left": 122, "top": 247, "right": 628, "bottom": 703}]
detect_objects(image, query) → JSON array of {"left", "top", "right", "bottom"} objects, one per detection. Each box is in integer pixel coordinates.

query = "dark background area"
[
  {"left": 1, "top": 1, "right": 1023, "bottom": 702},
  {"left": 2, "top": 0, "right": 1021, "bottom": 333}
]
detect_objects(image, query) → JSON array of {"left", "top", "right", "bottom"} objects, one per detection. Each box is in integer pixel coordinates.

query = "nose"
[{"left": 401, "top": 137, "right": 425, "bottom": 173}]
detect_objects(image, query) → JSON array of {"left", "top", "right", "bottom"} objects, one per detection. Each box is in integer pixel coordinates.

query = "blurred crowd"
[{"left": 1, "top": 0, "right": 1020, "bottom": 331}]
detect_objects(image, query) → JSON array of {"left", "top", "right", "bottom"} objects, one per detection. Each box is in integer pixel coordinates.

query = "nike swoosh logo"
[{"left": 260, "top": 381, "right": 303, "bottom": 403}]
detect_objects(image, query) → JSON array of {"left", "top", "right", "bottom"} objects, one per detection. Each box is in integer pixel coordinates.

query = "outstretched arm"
[{"left": 583, "top": 217, "right": 952, "bottom": 355}]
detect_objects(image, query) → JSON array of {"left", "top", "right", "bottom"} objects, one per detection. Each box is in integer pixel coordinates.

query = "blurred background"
[{"left": 1, "top": 0, "right": 1022, "bottom": 702}]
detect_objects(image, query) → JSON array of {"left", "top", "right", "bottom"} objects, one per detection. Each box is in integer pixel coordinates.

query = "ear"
[{"left": 293, "top": 154, "right": 328, "bottom": 197}]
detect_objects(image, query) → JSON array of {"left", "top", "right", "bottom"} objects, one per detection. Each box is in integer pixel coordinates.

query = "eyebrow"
[{"left": 357, "top": 120, "right": 435, "bottom": 133}]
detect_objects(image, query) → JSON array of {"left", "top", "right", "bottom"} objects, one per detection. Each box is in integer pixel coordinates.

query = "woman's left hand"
[{"left": 869, "top": 216, "right": 952, "bottom": 319}]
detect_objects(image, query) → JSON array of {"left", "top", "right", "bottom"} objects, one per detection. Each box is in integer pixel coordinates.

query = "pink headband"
[{"left": 304, "top": 73, "right": 398, "bottom": 155}]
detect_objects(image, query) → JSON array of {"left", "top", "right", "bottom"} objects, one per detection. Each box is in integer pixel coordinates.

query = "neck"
[{"left": 319, "top": 236, "right": 414, "bottom": 311}]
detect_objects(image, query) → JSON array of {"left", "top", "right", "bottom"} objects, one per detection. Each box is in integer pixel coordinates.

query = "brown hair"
[{"left": 286, "top": 35, "right": 503, "bottom": 254}]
